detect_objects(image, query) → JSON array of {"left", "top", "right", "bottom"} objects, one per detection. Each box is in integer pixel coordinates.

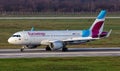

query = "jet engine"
[{"left": 49, "top": 41, "right": 64, "bottom": 50}]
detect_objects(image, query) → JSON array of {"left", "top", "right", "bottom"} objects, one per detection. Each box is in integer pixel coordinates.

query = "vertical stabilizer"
[{"left": 90, "top": 10, "right": 107, "bottom": 38}]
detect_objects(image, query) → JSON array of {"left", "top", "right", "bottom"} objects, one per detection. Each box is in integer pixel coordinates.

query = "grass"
[
  {"left": 0, "top": 19, "right": 119, "bottom": 48},
  {"left": 0, "top": 57, "right": 120, "bottom": 71}
]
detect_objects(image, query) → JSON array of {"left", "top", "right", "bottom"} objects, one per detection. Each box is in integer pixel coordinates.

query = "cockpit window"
[{"left": 12, "top": 35, "right": 21, "bottom": 37}]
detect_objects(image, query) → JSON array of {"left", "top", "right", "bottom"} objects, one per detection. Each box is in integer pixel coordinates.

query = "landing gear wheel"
[
  {"left": 46, "top": 46, "right": 51, "bottom": 51},
  {"left": 20, "top": 46, "right": 25, "bottom": 52},
  {"left": 62, "top": 47, "right": 68, "bottom": 52},
  {"left": 20, "top": 48, "right": 24, "bottom": 52}
]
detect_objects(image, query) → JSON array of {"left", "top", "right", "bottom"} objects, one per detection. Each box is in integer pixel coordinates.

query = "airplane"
[{"left": 8, "top": 10, "right": 112, "bottom": 52}]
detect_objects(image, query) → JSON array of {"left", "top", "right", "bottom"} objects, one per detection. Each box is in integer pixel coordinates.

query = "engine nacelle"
[
  {"left": 49, "top": 41, "right": 63, "bottom": 50},
  {"left": 26, "top": 45, "right": 37, "bottom": 49}
]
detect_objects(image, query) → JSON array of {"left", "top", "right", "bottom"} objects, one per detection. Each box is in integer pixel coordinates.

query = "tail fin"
[{"left": 90, "top": 10, "right": 107, "bottom": 38}]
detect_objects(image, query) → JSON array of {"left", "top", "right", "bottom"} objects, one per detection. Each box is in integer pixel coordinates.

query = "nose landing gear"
[{"left": 20, "top": 46, "right": 26, "bottom": 52}]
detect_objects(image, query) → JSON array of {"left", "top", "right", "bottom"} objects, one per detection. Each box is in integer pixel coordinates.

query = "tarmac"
[{"left": 0, "top": 48, "right": 120, "bottom": 58}]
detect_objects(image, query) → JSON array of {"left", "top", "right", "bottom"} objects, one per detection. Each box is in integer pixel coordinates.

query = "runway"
[{"left": 0, "top": 48, "right": 120, "bottom": 58}]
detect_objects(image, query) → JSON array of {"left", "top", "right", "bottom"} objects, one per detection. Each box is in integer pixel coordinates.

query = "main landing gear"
[
  {"left": 45, "top": 46, "right": 68, "bottom": 52},
  {"left": 62, "top": 47, "right": 68, "bottom": 52},
  {"left": 62, "top": 44, "right": 68, "bottom": 51},
  {"left": 46, "top": 46, "right": 51, "bottom": 51}
]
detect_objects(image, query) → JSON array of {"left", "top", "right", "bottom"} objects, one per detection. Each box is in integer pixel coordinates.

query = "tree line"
[{"left": 0, "top": 0, "right": 120, "bottom": 12}]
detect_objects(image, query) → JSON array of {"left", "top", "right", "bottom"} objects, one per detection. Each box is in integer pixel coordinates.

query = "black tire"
[
  {"left": 62, "top": 47, "right": 68, "bottom": 52},
  {"left": 20, "top": 48, "right": 24, "bottom": 52},
  {"left": 46, "top": 46, "right": 51, "bottom": 51}
]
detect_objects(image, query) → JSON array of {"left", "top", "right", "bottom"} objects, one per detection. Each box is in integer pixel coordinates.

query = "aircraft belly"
[{"left": 66, "top": 40, "right": 89, "bottom": 45}]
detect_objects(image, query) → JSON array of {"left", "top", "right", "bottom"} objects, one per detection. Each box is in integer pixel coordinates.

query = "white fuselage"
[{"left": 8, "top": 30, "right": 84, "bottom": 45}]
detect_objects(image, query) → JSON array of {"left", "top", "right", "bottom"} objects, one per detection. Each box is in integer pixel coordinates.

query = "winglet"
[
  {"left": 31, "top": 27, "right": 35, "bottom": 31},
  {"left": 106, "top": 29, "right": 112, "bottom": 37}
]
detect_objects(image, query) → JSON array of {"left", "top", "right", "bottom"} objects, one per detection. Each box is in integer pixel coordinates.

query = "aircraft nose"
[
  {"left": 8, "top": 38, "right": 12, "bottom": 43},
  {"left": 8, "top": 37, "right": 14, "bottom": 44}
]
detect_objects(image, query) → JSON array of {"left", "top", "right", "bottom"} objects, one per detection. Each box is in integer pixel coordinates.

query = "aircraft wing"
[
  {"left": 40, "top": 37, "right": 100, "bottom": 45},
  {"left": 63, "top": 37, "right": 100, "bottom": 42}
]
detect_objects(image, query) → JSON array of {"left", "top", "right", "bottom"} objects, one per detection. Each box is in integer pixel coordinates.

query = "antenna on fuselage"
[{"left": 31, "top": 27, "right": 35, "bottom": 31}]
